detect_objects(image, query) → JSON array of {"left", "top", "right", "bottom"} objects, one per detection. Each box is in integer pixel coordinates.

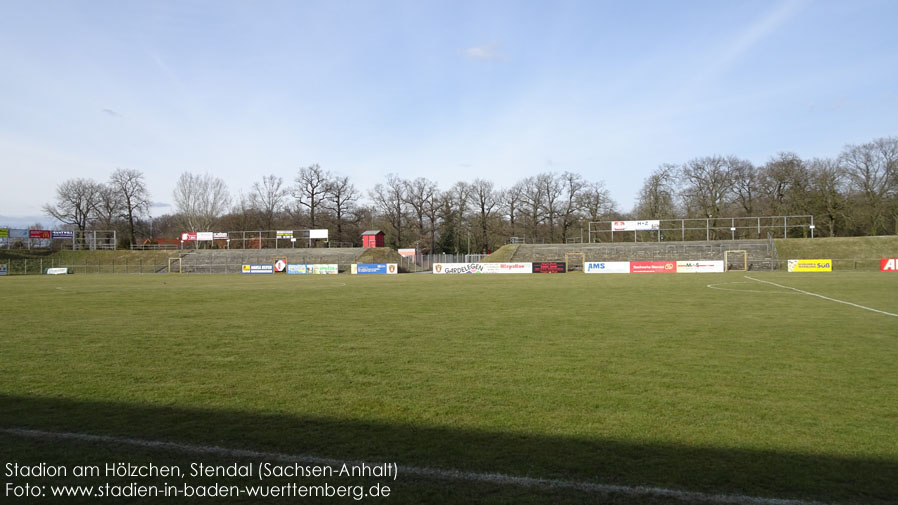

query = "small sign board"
[
  {"left": 0, "top": 264, "right": 7, "bottom": 276},
  {"left": 46, "top": 268, "right": 69, "bottom": 275},
  {"left": 241, "top": 264, "right": 274, "bottom": 274}
]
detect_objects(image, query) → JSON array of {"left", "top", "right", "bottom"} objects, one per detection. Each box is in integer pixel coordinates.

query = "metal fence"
[
  {"left": 1, "top": 257, "right": 168, "bottom": 275},
  {"left": 0, "top": 256, "right": 890, "bottom": 275},
  {"left": 588, "top": 216, "right": 816, "bottom": 243}
]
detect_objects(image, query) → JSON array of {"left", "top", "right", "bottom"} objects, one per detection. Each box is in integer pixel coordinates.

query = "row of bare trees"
[
  {"left": 42, "top": 168, "right": 150, "bottom": 246},
  {"left": 40, "top": 135, "right": 897, "bottom": 250},
  {"left": 634, "top": 136, "right": 898, "bottom": 237}
]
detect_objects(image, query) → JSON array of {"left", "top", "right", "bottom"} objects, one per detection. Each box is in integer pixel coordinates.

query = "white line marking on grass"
[
  {"left": 707, "top": 282, "right": 800, "bottom": 294},
  {"left": 1, "top": 427, "right": 829, "bottom": 505},
  {"left": 745, "top": 276, "right": 898, "bottom": 318}
]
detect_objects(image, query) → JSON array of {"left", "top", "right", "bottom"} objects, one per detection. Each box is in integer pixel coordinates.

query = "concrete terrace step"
[{"left": 175, "top": 248, "right": 367, "bottom": 274}]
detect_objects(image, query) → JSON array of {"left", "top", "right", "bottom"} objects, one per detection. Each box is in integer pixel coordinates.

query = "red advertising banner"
[
  {"left": 881, "top": 259, "right": 898, "bottom": 271},
  {"left": 181, "top": 233, "right": 197, "bottom": 241},
  {"left": 630, "top": 261, "right": 677, "bottom": 273},
  {"left": 29, "top": 230, "right": 51, "bottom": 239}
]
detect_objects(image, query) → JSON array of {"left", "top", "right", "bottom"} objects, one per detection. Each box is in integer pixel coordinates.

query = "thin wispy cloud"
[
  {"left": 464, "top": 45, "right": 504, "bottom": 61},
  {"left": 717, "top": 0, "right": 811, "bottom": 71},
  {"left": 102, "top": 108, "right": 123, "bottom": 118}
]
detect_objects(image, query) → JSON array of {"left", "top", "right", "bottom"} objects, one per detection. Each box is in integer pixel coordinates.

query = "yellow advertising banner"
[
  {"left": 787, "top": 259, "right": 832, "bottom": 272},
  {"left": 0, "top": 228, "right": 8, "bottom": 238}
]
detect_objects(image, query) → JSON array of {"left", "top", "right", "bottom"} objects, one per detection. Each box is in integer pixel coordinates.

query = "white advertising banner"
[
  {"left": 433, "top": 263, "right": 532, "bottom": 274},
  {"left": 309, "top": 229, "right": 329, "bottom": 239},
  {"left": 196, "top": 232, "right": 214, "bottom": 241},
  {"left": 584, "top": 261, "right": 630, "bottom": 274},
  {"left": 287, "top": 264, "right": 339, "bottom": 275},
  {"left": 612, "top": 220, "right": 660, "bottom": 231},
  {"left": 45, "top": 268, "right": 69, "bottom": 275},
  {"left": 675, "top": 260, "right": 724, "bottom": 273}
]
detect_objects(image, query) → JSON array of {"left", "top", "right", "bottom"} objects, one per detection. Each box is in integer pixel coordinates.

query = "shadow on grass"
[{"left": 0, "top": 394, "right": 893, "bottom": 504}]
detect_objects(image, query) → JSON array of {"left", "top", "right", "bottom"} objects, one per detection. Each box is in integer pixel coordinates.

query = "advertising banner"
[
  {"left": 584, "top": 262, "right": 630, "bottom": 274},
  {"left": 29, "top": 230, "right": 52, "bottom": 239},
  {"left": 433, "top": 263, "right": 482, "bottom": 274},
  {"left": 353, "top": 263, "right": 398, "bottom": 274},
  {"left": 881, "top": 259, "right": 898, "bottom": 272},
  {"left": 52, "top": 230, "right": 74, "bottom": 239},
  {"left": 787, "top": 259, "right": 832, "bottom": 272},
  {"left": 630, "top": 261, "right": 677, "bottom": 273},
  {"left": 9, "top": 229, "right": 29, "bottom": 239},
  {"left": 196, "top": 232, "right": 214, "bottom": 241},
  {"left": 287, "top": 264, "right": 339, "bottom": 275},
  {"left": 274, "top": 259, "right": 287, "bottom": 272},
  {"left": 181, "top": 232, "right": 197, "bottom": 241},
  {"left": 309, "top": 229, "right": 329, "bottom": 239},
  {"left": 213, "top": 232, "right": 228, "bottom": 240},
  {"left": 532, "top": 262, "right": 567, "bottom": 273},
  {"left": 45, "top": 268, "right": 69, "bottom": 275},
  {"left": 277, "top": 230, "right": 293, "bottom": 239},
  {"left": 287, "top": 264, "right": 309, "bottom": 274},
  {"left": 0, "top": 229, "right": 8, "bottom": 238},
  {"left": 432, "top": 263, "right": 532, "bottom": 274},
  {"left": 0, "top": 264, "right": 7, "bottom": 276},
  {"left": 241, "top": 264, "right": 274, "bottom": 274},
  {"left": 675, "top": 260, "right": 724, "bottom": 273},
  {"left": 612, "top": 220, "right": 660, "bottom": 231}
]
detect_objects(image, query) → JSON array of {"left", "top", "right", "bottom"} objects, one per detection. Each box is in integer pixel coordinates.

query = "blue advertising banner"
[
  {"left": 286, "top": 264, "right": 310, "bottom": 275},
  {"left": 52, "top": 230, "right": 74, "bottom": 239},
  {"left": 241, "top": 264, "right": 274, "bottom": 274},
  {"left": 352, "top": 263, "right": 398, "bottom": 275}
]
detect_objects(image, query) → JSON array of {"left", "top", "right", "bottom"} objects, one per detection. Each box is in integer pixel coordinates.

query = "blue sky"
[{"left": 1, "top": 0, "right": 896, "bottom": 226}]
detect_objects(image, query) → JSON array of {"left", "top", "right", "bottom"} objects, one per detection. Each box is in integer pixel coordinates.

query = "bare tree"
[
  {"left": 728, "top": 158, "right": 758, "bottom": 216},
  {"left": 537, "top": 173, "right": 563, "bottom": 242},
  {"left": 840, "top": 137, "right": 898, "bottom": 234},
  {"left": 468, "top": 179, "right": 501, "bottom": 253},
  {"left": 172, "top": 172, "right": 231, "bottom": 231},
  {"left": 294, "top": 164, "right": 330, "bottom": 228},
  {"left": 43, "top": 178, "right": 101, "bottom": 233},
  {"left": 423, "top": 186, "right": 442, "bottom": 253},
  {"left": 808, "top": 157, "right": 847, "bottom": 237},
  {"left": 324, "top": 175, "right": 359, "bottom": 245},
  {"left": 578, "top": 181, "right": 616, "bottom": 223},
  {"left": 680, "top": 156, "right": 734, "bottom": 218},
  {"left": 250, "top": 174, "right": 288, "bottom": 231},
  {"left": 759, "top": 152, "right": 808, "bottom": 216},
  {"left": 559, "top": 171, "right": 585, "bottom": 242},
  {"left": 503, "top": 182, "right": 524, "bottom": 239},
  {"left": 93, "top": 183, "right": 123, "bottom": 230},
  {"left": 634, "top": 164, "right": 678, "bottom": 218},
  {"left": 369, "top": 174, "right": 407, "bottom": 247},
  {"left": 403, "top": 177, "right": 437, "bottom": 246},
  {"left": 109, "top": 168, "right": 150, "bottom": 245},
  {"left": 519, "top": 176, "right": 545, "bottom": 241}
]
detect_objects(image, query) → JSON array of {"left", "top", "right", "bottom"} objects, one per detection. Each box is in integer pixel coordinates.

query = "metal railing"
[{"left": 588, "top": 215, "right": 815, "bottom": 243}]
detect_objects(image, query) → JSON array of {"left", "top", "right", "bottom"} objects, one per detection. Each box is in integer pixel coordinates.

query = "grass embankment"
[
  {"left": 0, "top": 250, "right": 181, "bottom": 274},
  {"left": 480, "top": 244, "right": 519, "bottom": 262},
  {"left": 1, "top": 273, "right": 896, "bottom": 504},
  {"left": 774, "top": 235, "right": 898, "bottom": 270}
]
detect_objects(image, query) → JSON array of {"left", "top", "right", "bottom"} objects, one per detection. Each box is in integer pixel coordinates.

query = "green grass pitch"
[{"left": 1, "top": 272, "right": 896, "bottom": 504}]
